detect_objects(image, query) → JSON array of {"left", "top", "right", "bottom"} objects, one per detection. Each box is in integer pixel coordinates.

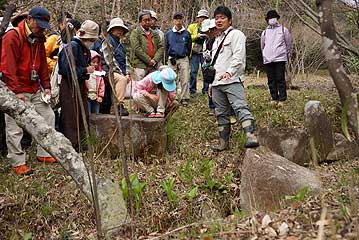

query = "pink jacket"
[
  {"left": 261, "top": 24, "right": 292, "bottom": 64},
  {"left": 135, "top": 71, "right": 176, "bottom": 101},
  {"left": 86, "top": 51, "right": 105, "bottom": 98}
]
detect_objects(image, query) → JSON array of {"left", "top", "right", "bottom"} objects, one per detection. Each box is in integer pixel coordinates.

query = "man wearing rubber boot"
[{"left": 209, "top": 6, "right": 259, "bottom": 151}]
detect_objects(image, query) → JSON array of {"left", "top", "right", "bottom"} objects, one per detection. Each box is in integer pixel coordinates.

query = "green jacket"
[{"left": 129, "top": 26, "right": 164, "bottom": 69}]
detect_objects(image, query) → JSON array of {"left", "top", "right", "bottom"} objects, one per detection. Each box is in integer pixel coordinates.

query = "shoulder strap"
[
  {"left": 210, "top": 29, "right": 233, "bottom": 66},
  {"left": 12, "top": 27, "right": 24, "bottom": 49}
]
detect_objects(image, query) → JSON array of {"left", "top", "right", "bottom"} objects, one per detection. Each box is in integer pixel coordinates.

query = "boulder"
[
  {"left": 327, "top": 133, "right": 359, "bottom": 161},
  {"left": 257, "top": 127, "right": 310, "bottom": 166},
  {"left": 240, "top": 146, "right": 321, "bottom": 212},
  {"left": 90, "top": 114, "right": 167, "bottom": 160},
  {"left": 304, "top": 101, "right": 334, "bottom": 163}
]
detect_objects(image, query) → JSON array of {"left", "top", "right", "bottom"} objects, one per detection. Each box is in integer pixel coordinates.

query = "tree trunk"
[
  {"left": 316, "top": 0, "right": 359, "bottom": 140},
  {"left": 0, "top": 81, "right": 128, "bottom": 233}
]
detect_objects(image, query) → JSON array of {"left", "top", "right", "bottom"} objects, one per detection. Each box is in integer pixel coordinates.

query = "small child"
[
  {"left": 133, "top": 67, "right": 177, "bottom": 118},
  {"left": 86, "top": 50, "right": 105, "bottom": 114}
]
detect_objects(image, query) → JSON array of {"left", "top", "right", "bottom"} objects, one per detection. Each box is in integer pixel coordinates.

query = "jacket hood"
[{"left": 90, "top": 50, "right": 102, "bottom": 71}]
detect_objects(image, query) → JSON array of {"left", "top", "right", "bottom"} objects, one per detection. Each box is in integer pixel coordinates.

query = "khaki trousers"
[
  {"left": 133, "top": 89, "right": 168, "bottom": 114},
  {"left": 113, "top": 72, "right": 128, "bottom": 104},
  {"left": 5, "top": 91, "right": 55, "bottom": 167},
  {"left": 168, "top": 57, "right": 190, "bottom": 100}
]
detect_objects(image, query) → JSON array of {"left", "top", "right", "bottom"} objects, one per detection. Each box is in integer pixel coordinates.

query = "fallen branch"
[{"left": 148, "top": 222, "right": 198, "bottom": 240}]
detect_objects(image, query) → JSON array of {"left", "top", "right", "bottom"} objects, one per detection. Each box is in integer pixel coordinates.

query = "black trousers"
[
  {"left": 100, "top": 79, "right": 112, "bottom": 114},
  {"left": 264, "top": 61, "right": 287, "bottom": 101}
]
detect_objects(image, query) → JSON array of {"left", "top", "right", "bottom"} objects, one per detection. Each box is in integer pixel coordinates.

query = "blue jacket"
[
  {"left": 58, "top": 37, "right": 90, "bottom": 83},
  {"left": 165, "top": 28, "right": 192, "bottom": 59},
  {"left": 108, "top": 34, "right": 127, "bottom": 74}
]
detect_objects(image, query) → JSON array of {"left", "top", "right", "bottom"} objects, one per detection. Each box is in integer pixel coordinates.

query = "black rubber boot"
[
  {"left": 118, "top": 104, "right": 129, "bottom": 116},
  {"left": 242, "top": 120, "right": 259, "bottom": 148},
  {"left": 211, "top": 124, "right": 230, "bottom": 152}
]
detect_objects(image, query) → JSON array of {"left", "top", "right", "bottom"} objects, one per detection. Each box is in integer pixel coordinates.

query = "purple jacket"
[{"left": 261, "top": 24, "right": 292, "bottom": 64}]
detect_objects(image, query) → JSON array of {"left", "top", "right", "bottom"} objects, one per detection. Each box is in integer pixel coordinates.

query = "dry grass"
[{"left": 0, "top": 74, "right": 358, "bottom": 239}]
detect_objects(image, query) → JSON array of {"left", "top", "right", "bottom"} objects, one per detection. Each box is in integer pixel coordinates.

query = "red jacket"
[{"left": 1, "top": 20, "right": 50, "bottom": 94}]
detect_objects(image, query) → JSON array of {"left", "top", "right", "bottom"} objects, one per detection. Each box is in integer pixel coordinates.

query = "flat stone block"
[{"left": 90, "top": 114, "right": 167, "bottom": 159}]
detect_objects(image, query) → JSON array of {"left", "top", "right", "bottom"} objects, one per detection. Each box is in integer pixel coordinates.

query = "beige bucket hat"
[
  {"left": 107, "top": 17, "right": 129, "bottom": 33},
  {"left": 76, "top": 20, "right": 99, "bottom": 39},
  {"left": 196, "top": 9, "right": 209, "bottom": 18}
]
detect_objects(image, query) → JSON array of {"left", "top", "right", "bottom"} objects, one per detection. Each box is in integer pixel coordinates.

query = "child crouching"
[{"left": 133, "top": 67, "right": 177, "bottom": 118}]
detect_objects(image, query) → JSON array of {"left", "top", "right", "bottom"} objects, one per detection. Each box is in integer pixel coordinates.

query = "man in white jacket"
[{"left": 209, "top": 6, "right": 259, "bottom": 151}]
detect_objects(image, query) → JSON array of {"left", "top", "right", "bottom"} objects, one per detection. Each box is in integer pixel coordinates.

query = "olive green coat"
[{"left": 129, "top": 26, "right": 164, "bottom": 69}]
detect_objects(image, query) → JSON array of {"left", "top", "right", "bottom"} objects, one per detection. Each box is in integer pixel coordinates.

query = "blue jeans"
[
  {"left": 190, "top": 54, "right": 208, "bottom": 94},
  {"left": 88, "top": 100, "right": 100, "bottom": 114}
]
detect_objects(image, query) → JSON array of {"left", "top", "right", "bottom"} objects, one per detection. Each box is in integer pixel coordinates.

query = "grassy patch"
[{"left": 0, "top": 75, "right": 350, "bottom": 239}]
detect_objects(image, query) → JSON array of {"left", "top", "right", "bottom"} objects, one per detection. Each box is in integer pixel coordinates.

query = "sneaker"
[
  {"left": 37, "top": 156, "right": 57, "bottom": 163},
  {"left": 181, "top": 100, "right": 189, "bottom": 107},
  {"left": 229, "top": 115, "right": 237, "bottom": 125},
  {"left": 245, "top": 132, "right": 259, "bottom": 148},
  {"left": 208, "top": 109, "right": 215, "bottom": 116},
  {"left": 269, "top": 100, "right": 278, "bottom": 106},
  {"left": 277, "top": 101, "right": 284, "bottom": 107},
  {"left": 118, "top": 104, "right": 129, "bottom": 116},
  {"left": 13, "top": 164, "right": 33, "bottom": 176},
  {"left": 155, "top": 112, "right": 164, "bottom": 118},
  {"left": 148, "top": 112, "right": 157, "bottom": 118}
]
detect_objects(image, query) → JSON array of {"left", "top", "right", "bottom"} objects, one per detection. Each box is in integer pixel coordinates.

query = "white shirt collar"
[{"left": 172, "top": 26, "right": 185, "bottom": 33}]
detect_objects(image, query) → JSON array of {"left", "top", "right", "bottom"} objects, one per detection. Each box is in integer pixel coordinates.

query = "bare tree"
[{"left": 316, "top": 0, "right": 359, "bottom": 140}]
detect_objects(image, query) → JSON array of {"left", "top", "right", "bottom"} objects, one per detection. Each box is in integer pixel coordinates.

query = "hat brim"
[
  {"left": 107, "top": 24, "right": 129, "bottom": 33},
  {"left": 151, "top": 71, "right": 176, "bottom": 92},
  {"left": 196, "top": 14, "right": 209, "bottom": 18},
  {"left": 34, "top": 19, "right": 51, "bottom": 29},
  {"left": 265, "top": 14, "right": 280, "bottom": 21},
  {"left": 78, "top": 33, "right": 98, "bottom": 39},
  {"left": 162, "top": 81, "right": 176, "bottom": 92}
]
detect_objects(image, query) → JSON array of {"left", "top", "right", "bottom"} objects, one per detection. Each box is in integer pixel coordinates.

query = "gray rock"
[
  {"left": 257, "top": 127, "right": 310, "bottom": 166},
  {"left": 98, "top": 178, "right": 129, "bottom": 233},
  {"left": 90, "top": 114, "right": 167, "bottom": 160},
  {"left": 240, "top": 146, "right": 321, "bottom": 212},
  {"left": 304, "top": 101, "right": 334, "bottom": 163},
  {"left": 327, "top": 133, "right": 359, "bottom": 161}
]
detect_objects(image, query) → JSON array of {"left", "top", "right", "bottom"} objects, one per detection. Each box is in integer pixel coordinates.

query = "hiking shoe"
[
  {"left": 269, "top": 100, "right": 277, "bottom": 106},
  {"left": 118, "top": 104, "right": 129, "bottom": 116},
  {"left": 148, "top": 112, "right": 157, "bottom": 118},
  {"left": 155, "top": 112, "right": 164, "bottom": 118},
  {"left": 181, "top": 100, "right": 189, "bottom": 107},
  {"left": 37, "top": 156, "right": 57, "bottom": 163},
  {"left": 211, "top": 139, "right": 229, "bottom": 152},
  {"left": 229, "top": 115, "right": 237, "bottom": 125},
  {"left": 245, "top": 132, "right": 259, "bottom": 148},
  {"left": 277, "top": 101, "right": 284, "bottom": 107},
  {"left": 14, "top": 164, "right": 33, "bottom": 176}
]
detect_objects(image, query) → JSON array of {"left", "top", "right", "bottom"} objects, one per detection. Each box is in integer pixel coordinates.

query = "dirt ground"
[{"left": 0, "top": 73, "right": 358, "bottom": 239}]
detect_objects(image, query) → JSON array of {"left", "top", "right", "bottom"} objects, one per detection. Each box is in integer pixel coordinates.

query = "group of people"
[{"left": 0, "top": 5, "right": 291, "bottom": 175}]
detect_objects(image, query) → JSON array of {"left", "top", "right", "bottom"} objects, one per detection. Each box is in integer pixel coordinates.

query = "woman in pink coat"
[{"left": 133, "top": 67, "right": 177, "bottom": 118}]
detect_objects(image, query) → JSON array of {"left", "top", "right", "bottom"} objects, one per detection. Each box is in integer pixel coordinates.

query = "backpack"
[
  {"left": 50, "top": 59, "right": 61, "bottom": 108},
  {"left": 11, "top": 27, "right": 24, "bottom": 48}
]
